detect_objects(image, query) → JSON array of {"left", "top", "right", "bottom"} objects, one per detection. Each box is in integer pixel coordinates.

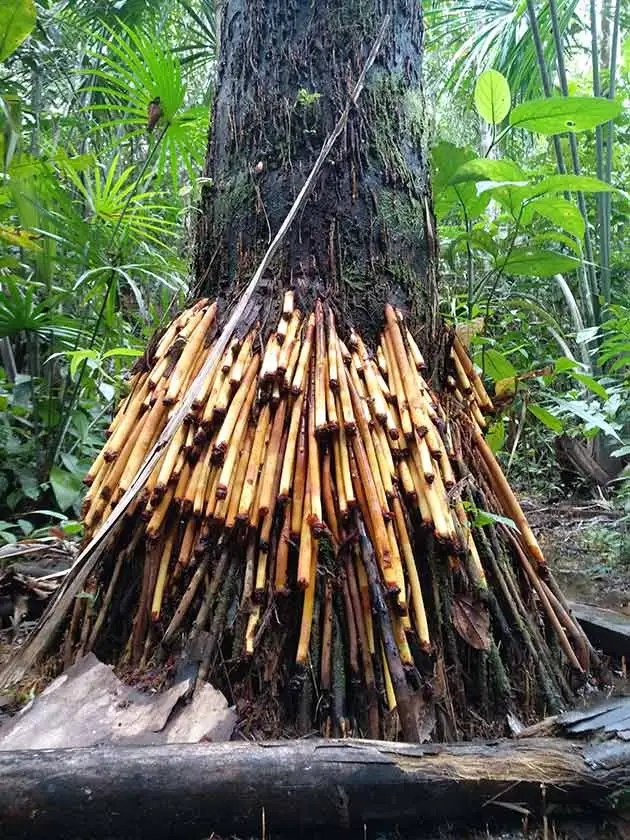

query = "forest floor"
[{"left": 525, "top": 496, "right": 629, "bottom": 613}]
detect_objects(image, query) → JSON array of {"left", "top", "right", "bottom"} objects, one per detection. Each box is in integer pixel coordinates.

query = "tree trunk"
[
  {"left": 194, "top": 0, "right": 439, "bottom": 351},
  {"left": 0, "top": 0, "right": 597, "bottom": 746},
  {"left": 3, "top": 738, "right": 629, "bottom": 838}
]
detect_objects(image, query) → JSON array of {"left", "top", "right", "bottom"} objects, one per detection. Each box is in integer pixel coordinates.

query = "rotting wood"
[
  {"left": 2, "top": 737, "right": 630, "bottom": 839},
  {"left": 569, "top": 600, "right": 630, "bottom": 659}
]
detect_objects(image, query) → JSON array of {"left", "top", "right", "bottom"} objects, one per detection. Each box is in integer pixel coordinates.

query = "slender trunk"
[
  {"left": 600, "top": 0, "right": 612, "bottom": 70},
  {"left": 194, "top": 0, "right": 439, "bottom": 351}
]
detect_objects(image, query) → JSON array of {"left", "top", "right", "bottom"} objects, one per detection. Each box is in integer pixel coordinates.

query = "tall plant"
[{"left": 432, "top": 66, "right": 627, "bottom": 475}]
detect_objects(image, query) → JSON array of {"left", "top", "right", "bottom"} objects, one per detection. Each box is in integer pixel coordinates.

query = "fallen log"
[
  {"left": 2, "top": 737, "right": 630, "bottom": 838},
  {"left": 569, "top": 600, "right": 630, "bottom": 659}
]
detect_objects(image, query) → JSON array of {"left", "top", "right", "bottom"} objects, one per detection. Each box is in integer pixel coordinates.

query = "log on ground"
[
  {"left": 569, "top": 601, "right": 630, "bottom": 659},
  {"left": 2, "top": 737, "right": 630, "bottom": 838}
]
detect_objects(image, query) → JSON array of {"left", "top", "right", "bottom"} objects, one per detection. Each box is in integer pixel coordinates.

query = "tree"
[
  {"left": 1, "top": 0, "right": 595, "bottom": 744},
  {"left": 194, "top": 0, "right": 439, "bottom": 347}
]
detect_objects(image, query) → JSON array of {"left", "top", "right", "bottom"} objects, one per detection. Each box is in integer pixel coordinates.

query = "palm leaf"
[{"left": 426, "top": 0, "right": 581, "bottom": 99}]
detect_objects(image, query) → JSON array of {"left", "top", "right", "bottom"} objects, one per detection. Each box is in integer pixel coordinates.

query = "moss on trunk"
[{"left": 194, "top": 0, "right": 439, "bottom": 349}]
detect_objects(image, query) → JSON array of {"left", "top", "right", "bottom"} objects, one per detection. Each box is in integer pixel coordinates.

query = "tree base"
[{"left": 3, "top": 294, "right": 597, "bottom": 742}]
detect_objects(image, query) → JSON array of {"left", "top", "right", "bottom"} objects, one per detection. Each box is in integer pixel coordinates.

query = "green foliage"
[
  {"left": 81, "top": 20, "right": 210, "bottom": 189},
  {"left": 0, "top": 0, "right": 36, "bottom": 61},
  {"left": 296, "top": 88, "right": 322, "bottom": 107},
  {"left": 426, "top": 0, "right": 581, "bottom": 99},
  {"left": 0, "top": 0, "right": 215, "bottom": 535},
  {"left": 528, "top": 404, "right": 564, "bottom": 433},
  {"left": 530, "top": 197, "right": 585, "bottom": 240},
  {"left": 499, "top": 247, "right": 580, "bottom": 277},
  {"left": 509, "top": 96, "right": 622, "bottom": 135},
  {"left": 0, "top": 0, "right": 628, "bottom": 540},
  {"left": 433, "top": 45, "right": 629, "bottom": 501},
  {"left": 474, "top": 69, "right": 511, "bottom": 124}
]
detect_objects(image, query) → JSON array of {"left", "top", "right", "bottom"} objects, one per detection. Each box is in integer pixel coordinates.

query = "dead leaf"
[
  {"left": 452, "top": 595, "right": 491, "bottom": 651},
  {"left": 495, "top": 376, "right": 517, "bottom": 398},
  {"left": 455, "top": 318, "right": 485, "bottom": 349}
]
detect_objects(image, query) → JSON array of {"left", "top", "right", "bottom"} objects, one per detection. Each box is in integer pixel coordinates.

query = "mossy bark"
[{"left": 194, "top": 0, "right": 439, "bottom": 348}]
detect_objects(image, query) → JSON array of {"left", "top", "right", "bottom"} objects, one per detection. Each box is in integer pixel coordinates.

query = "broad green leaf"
[
  {"left": 510, "top": 97, "right": 622, "bottom": 135},
  {"left": 17, "top": 518, "right": 33, "bottom": 536},
  {"left": 554, "top": 357, "right": 579, "bottom": 373},
  {"left": 431, "top": 141, "right": 490, "bottom": 219},
  {"left": 447, "top": 230, "right": 497, "bottom": 265},
  {"left": 485, "top": 184, "right": 529, "bottom": 218},
  {"left": 570, "top": 372, "right": 609, "bottom": 401},
  {"left": 478, "top": 175, "right": 612, "bottom": 210},
  {"left": 61, "top": 521, "right": 84, "bottom": 536},
  {"left": 50, "top": 465, "right": 83, "bottom": 511},
  {"left": 532, "top": 231, "right": 582, "bottom": 257},
  {"left": 19, "top": 472, "right": 39, "bottom": 500},
  {"left": 469, "top": 228, "right": 498, "bottom": 257},
  {"left": 499, "top": 248, "right": 580, "bottom": 277},
  {"left": 481, "top": 349, "right": 517, "bottom": 382},
  {"left": 472, "top": 509, "right": 518, "bottom": 531},
  {"left": 102, "top": 347, "right": 144, "bottom": 360},
  {"left": 485, "top": 420, "right": 505, "bottom": 454},
  {"left": 67, "top": 349, "right": 98, "bottom": 379},
  {"left": 610, "top": 355, "right": 630, "bottom": 373},
  {"left": 449, "top": 158, "right": 525, "bottom": 185},
  {"left": 531, "top": 197, "right": 585, "bottom": 240},
  {"left": 528, "top": 404, "right": 564, "bottom": 433},
  {"left": 474, "top": 69, "right": 511, "bottom": 124},
  {"left": 553, "top": 398, "right": 622, "bottom": 442},
  {"left": 531, "top": 174, "right": 614, "bottom": 195},
  {"left": 0, "top": 0, "right": 36, "bottom": 62}
]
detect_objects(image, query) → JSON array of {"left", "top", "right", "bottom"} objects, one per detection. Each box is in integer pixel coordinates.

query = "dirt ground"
[{"left": 524, "top": 498, "right": 629, "bottom": 612}]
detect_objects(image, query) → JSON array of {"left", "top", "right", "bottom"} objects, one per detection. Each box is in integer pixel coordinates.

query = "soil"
[{"left": 523, "top": 498, "right": 630, "bottom": 613}]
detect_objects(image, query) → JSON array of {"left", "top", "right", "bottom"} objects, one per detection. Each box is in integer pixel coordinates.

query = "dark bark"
[
  {"left": 194, "top": 0, "right": 439, "bottom": 348},
  {"left": 569, "top": 600, "right": 630, "bottom": 659},
  {"left": 3, "top": 738, "right": 630, "bottom": 838}
]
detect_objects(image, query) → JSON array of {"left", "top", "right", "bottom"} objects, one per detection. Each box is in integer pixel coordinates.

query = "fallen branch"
[{"left": 2, "top": 737, "right": 630, "bottom": 838}]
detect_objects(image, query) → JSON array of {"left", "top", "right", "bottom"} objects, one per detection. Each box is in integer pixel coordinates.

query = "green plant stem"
[
  {"left": 480, "top": 207, "right": 525, "bottom": 373},
  {"left": 548, "top": 0, "right": 599, "bottom": 325},
  {"left": 49, "top": 124, "right": 170, "bottom": 470},
  {"left": 590, "top": 0, "right": 607, "bottom": 313},
  {"left": 525, "top": 0, "right": 566, "bottom": 175},
  {"left": 601, "top": 0, "right": 621, "bottom": 305}
]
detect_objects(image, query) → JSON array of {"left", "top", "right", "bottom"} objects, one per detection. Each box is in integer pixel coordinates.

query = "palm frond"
[{"left": 426, "top": 0, "right": 582, "bottom": 99}]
